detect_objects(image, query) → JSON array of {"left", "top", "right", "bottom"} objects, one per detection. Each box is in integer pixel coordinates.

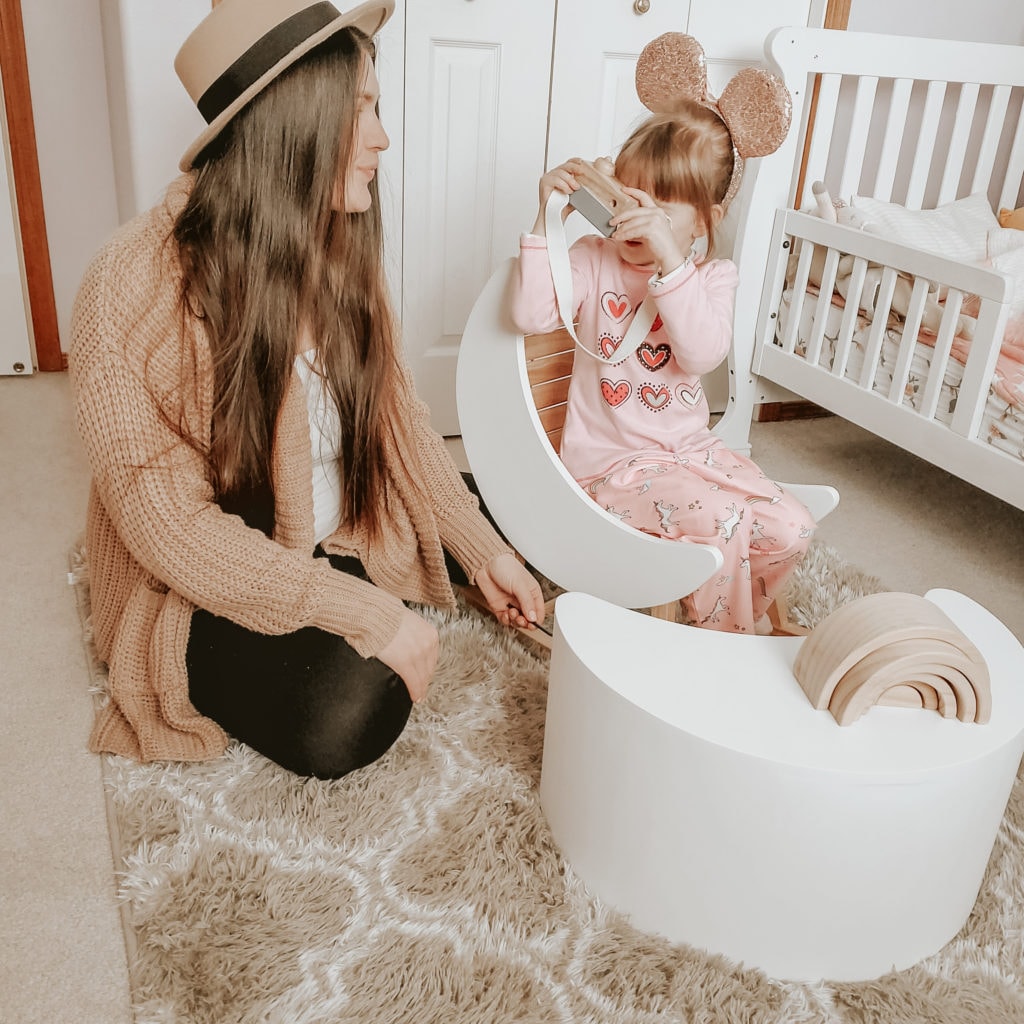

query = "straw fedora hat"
[{"left": 175, "top": 0, "right": 394, "bottom": 171}]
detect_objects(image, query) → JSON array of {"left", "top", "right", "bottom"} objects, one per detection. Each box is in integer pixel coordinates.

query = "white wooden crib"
[{"left": 718, "top": 27, "right": 1024, "bottom": 512}]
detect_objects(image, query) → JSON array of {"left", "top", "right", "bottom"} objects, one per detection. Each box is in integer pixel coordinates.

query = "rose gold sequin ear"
[
  {"left": 633, "top": 30, "right": 792, "bottom": 209},
  {"left": 718, "top": 68, "right": 792, "bottom": 158},
  {"left": 635, "top": 32, "right": 708, "bottom": 113},
  {"left": 634, "top": 31, "right": 792, "bottom": 157}
]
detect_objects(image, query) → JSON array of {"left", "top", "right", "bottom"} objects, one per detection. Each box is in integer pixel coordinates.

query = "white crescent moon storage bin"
[{"left": 539, "top": 588, "right": 1024, "bottom": 982}]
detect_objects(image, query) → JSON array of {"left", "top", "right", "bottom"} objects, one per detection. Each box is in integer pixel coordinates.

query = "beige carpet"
[{"left": 71, "top": 542, "right": 1024, "bottom": 1024}]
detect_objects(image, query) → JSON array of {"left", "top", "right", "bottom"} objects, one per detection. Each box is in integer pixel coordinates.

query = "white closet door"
[
  {"left": 401, "top": 0, "right": 555, "bottom": 433},
  {"left": 0, "top": 87, "right": 33, "bottom": 376}
]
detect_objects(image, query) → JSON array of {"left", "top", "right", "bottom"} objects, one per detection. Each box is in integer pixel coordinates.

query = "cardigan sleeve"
[{"left": 70, "top": 249, "right": 407, "bottom": 660}]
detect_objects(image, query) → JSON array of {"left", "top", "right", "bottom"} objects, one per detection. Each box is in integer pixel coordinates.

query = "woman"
[{"left": 70, "top": 0, "right": 543, "bottom": 778}]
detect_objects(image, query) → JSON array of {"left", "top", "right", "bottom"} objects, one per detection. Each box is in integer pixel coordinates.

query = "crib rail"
[
  {"left": 766, "top": 28, "right": 1024, "bottom": 214},
  {"left": 752, "top": 211, "right": 1022, "bottom": 510}
]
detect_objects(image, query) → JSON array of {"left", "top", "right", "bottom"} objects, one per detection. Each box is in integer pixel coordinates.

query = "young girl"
[{"left": 509, "top": 103, "right": 815, "bottom": 634}]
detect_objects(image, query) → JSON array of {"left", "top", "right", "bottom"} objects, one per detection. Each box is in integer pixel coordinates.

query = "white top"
[{"left": 294, "top": 351, "right": 343, "bottom": 544}]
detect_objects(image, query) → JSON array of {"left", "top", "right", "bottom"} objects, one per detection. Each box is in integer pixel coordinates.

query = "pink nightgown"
[{"left": 509, "top": 232, "right": 815, "bottom": 632}]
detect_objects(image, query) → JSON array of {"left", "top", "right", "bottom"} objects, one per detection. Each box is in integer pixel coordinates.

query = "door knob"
[{"left": 633, "top": 0, "right": 651, "bottom": 13}]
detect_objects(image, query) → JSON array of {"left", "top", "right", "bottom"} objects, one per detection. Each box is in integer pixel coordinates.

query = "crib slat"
[
  {"left": 858, "top": 266, "right": 899, "bottom": 390},
  {"left": 904, "top": 81, "right": 947, "bottom": 209},
  {"left": 887, "top": 276, "right": 930, "bottom": 406},
  {"left": 806, "top": 247, "right": 842, "bottom": 367},
  {"left": 997, "top": 102, "right": 1024, "bottom": 212},
  {"left": 752, "top": 212, "right": 798, "bottom": 377},
  {"left": 781, "top": 240, "right": 816, "bottom": 354},
  {"left": 838, "top": 77, "right": 879, "bottom": 202},
  {"left": 800, "top": 73, "right": 842, "bottom": 210},
  {"left": 833, "top": 256, "right": 869, "bottom": 380},
  {"left": 936, "top": 83, "right": 980, "bottom": 207},
  {"left": 950, "top": 293, "right": 1010, "bottom": 439},
  {"left": 919, "top": 289, "right": 964, "bottom": 422},
  {"left": 971, "top": 84, "right": 1012, "bottom": 195},
  {"left": 873, "top": 78, "right": 914, "bottom": 200}
]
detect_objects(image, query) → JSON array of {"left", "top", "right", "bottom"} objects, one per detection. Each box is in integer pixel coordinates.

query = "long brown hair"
[
  {"left": 173, "top": 27, "right": 398, "bottom": 535},
  {"left": 614, "top": 103, "right": 734, "bottom": 255}
]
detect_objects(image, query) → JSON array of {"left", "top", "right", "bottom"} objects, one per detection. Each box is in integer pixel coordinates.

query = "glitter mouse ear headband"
[{"left": 634, "top": 32, "right": 792, "bottom": 209}]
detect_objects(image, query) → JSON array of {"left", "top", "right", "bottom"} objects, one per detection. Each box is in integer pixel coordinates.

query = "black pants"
[
  {"left": 186, "top": 475, "right": 495, "bottom": 780},
  {"left": 187, "top": 552, "right": 421, "bottom": 779}
]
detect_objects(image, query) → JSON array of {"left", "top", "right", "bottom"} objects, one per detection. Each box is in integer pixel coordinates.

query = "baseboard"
[{"left": 755, "top": 401, "right": 832, "bottom": 422}]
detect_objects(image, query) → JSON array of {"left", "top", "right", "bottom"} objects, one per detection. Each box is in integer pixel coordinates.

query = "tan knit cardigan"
[{"left": 69, "top": 176, "right": 510, "bottom": 763}]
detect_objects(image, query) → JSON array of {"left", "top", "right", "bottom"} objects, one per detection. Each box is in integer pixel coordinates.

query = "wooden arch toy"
[{"left": 794, "top": 592, "right": 992, "bottom": 726}]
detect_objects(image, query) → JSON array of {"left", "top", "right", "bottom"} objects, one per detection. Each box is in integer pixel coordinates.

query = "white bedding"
[{"left": 776, "top": 287, "right": 1024, "bottom": 463}]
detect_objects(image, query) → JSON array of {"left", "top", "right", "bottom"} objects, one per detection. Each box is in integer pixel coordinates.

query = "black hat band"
[{"left": 196, "top": 1, "right": 339, "bottom": 124}]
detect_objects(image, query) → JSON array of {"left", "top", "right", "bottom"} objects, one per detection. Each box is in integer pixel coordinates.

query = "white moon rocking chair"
[{"left": 455, "top": 256, "right": 840, "bottom": 633}]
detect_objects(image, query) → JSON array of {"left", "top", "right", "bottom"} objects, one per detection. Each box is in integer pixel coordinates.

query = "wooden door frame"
[
  {"left": 824, "top": 0, "right": 851, "bottom": 29},
  {"left": 0, "top": 0, "right": 62, "bottom": 371}
]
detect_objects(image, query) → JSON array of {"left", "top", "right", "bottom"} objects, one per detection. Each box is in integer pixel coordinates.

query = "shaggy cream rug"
[{"left": 71, "top": 542, "right": 1024, "bottom": 1024}]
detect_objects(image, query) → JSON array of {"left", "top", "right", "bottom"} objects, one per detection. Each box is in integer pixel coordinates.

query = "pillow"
[
  {"left": 991, "top": 245, "right": 1024, "bottom": 319},
  {"left": 988, "top": 226, "right": 1024, "bottom": 260},
  {"left": 850, "top": 192, "right": 998, "bottom": 263}
]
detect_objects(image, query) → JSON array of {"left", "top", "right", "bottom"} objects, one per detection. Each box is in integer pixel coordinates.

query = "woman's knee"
[{"left": 290, "top": 665, "right": 413, "bottom": 780}]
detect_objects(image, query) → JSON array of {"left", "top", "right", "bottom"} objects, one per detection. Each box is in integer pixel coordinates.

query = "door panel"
[{"left": 402, "top": 0, "right": 555, "bottom": 433}]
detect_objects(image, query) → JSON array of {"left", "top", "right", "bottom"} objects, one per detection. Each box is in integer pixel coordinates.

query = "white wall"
[
  {"left": 20, "top": 0, "right": 120, "bottom": 355},
  {"left": 848, "top": 0, "right": 1024, "bottom": 45},
  {"left": 99, "top": 0, "right": 210, "bottom": 221}
]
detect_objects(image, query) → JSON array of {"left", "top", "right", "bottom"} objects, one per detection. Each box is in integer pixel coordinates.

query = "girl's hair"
[
  {"left": 614, "top": 102, "right": 735, "bottom": 255},
  {"left": 172, "top": 27, "right": 399, "bottom": 537}
]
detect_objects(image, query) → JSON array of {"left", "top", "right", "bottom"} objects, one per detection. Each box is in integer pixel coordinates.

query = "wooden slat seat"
[{"left": 524, "top": 327, "right": 574, "bottom": 453}]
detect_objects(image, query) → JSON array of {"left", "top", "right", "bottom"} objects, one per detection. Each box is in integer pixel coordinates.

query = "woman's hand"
[
  {"left": 475, "top": 553, "right": 546, "bottom": 631},
  {"left": 376, "top": 607, "right": 440, "bottom": 703}
]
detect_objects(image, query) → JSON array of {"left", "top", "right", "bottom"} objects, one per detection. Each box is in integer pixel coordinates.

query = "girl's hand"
[
  {"left": 611, "top": 186, "right": 698, "bottom": 276},
  {"left": 475, "top": 553, "right": 546, "bottom": 631},
  {"left": 376, "top": 607, "right": 440, "bottom": 703},
  {"left": 531, "top": 161, "right": 582, "bottom": 235}
]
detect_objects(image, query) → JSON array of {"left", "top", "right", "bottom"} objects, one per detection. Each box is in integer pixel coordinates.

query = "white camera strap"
[{"left": 544, "top": 189, "right": 657, "bottom": 365}]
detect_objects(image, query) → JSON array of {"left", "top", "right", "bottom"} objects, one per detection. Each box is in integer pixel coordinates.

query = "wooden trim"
[
  {"left": 824, "top": 0, "right": 851, "bottom": 30},
  {"left": 0, "top": 0, "right": 62, "bottom": 371},
  {"left": 755, "top": 400, "right": 832, "bottom": 422},
  {"left": 795, "top": 0, "right": 852, "bottom": 206}
]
